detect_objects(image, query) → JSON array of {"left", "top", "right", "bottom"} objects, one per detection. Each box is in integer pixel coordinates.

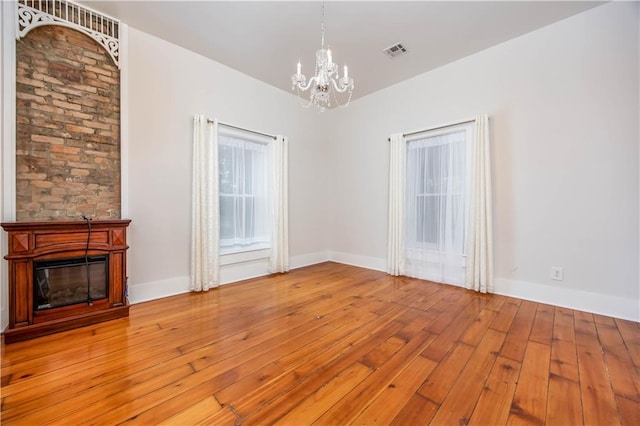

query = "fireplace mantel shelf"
[{"left": 2, "top": 219, "right": 131, "bottom": 343}]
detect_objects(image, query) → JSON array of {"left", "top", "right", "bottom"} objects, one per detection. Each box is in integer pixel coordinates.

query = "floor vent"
[{"left": 383, "top": 42, "right": 408, "bottom": 58}]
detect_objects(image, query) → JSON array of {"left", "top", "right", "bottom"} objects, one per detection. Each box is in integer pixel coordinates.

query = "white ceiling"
[{"left": 81, "top": 1, "right": 604, "bottom": 101}]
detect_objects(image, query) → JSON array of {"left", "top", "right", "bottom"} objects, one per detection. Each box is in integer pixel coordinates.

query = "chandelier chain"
[{"left": 321, "top": 1, "right": 325, "bottom": 48}]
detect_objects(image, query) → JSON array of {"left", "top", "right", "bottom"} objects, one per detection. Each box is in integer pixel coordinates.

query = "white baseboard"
[
  {"left": 494, "top": 278, "right": 640, "bottom": 322},
  {"left": 325, "top": 251, "right": 639, "bottom": 322},
  {"left": 103, "top": 253, "right": 640, "bottom": 323},
  {"left": 220, "top": 258, "right": 270, "bottom": 285},
  {"left": 127, "top": 275, "right": 190, "bottom": 304},
  {"left": 291, "top": 251, "right": 330, "bottom": 269},
  {"left": 127, "top": 251, "right": 331, "bottom": 305},
  {"left": 328, "top": 251, "right": 386, "bottom": 272},
  {"left": 220, "top": 251, "right": 331, "bottom": 284}
]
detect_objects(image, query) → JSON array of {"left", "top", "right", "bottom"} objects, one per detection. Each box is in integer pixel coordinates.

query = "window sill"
[
  {"left": 220, "top": 246, "right": 270, "bottom": 266},
  {"left": 406, "top": 248, "right": 466, "bottom": 256}
]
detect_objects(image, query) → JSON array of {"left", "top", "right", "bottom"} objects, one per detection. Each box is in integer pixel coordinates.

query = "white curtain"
[
  {"left": 190, "top": 115, "right": 220, "bottom": 291},
  {"left": 269, "top": 135, "right": 289, "bottom": 273},
  {"left": 465, "top": 114, "right": 493, "bottom": 293},
  {"left": 404, "top": 128, "right": 468, "bottom": 285},
  {"left": 387, "top": 133, "right": 405, "bottom": 276}
]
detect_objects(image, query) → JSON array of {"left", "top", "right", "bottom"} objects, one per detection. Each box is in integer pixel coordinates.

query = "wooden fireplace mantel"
[{"left": 2, "top": 219, "right": 131, "bottom": 343}]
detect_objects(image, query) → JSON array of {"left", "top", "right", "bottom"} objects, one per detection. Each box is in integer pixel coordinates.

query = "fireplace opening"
[{"left": 34, "top": 255, "right": 109, "bottom": 310}]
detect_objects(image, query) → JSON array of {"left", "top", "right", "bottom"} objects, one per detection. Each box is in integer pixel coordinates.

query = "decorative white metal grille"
[{"left": 16, "top": 0, "right": 121, "bottom": 68}]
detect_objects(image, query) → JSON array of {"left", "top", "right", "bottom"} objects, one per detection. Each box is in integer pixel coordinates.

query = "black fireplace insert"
[{"left": 34, "top": 255, "right": 109, "bottom": 310}]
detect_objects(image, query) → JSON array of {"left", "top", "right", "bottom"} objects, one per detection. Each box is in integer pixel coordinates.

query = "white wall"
[
  {"left": 326, "top": 1, "right": 640, "bottom": 321},
  {"left": 0, "top": 1, "right": 16, "bottom": 331},
  {"left": 1, "top": 2, "right": 9, "bottom": 330},
  {"left": 0, "top": 18, "right": 331, "bottom": 327},
  {"left": 1, "top": 2, "right": 638, "bottom": 330},
  {"left": 123, "top": 28, "right": 330, "bottom": 302}
]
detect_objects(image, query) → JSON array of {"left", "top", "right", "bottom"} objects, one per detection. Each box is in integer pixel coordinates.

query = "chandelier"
[{"left": 291, "top": 1, "right": 354, "bottom": 111}]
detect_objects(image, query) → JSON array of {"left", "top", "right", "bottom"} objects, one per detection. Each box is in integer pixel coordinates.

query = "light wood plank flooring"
[{"left": 1, "top": 262, "right": 639, "bottom": 425}]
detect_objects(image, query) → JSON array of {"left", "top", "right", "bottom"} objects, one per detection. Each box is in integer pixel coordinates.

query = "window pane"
[
  {"left": 244, "top": 196, "right": 255, "bottom": 239},
  {"left": 426, "top": 144, "right": 442, "bottom": 194},
  {"left": 416, "top": 195, "right": 440, "bottom": 245},
  {"left": 450, "top": 194, "right": 465, "bottom": 244},
  {"left": 244, "top": 151, "right": 253, "bottom": 193},
  {"left": 219, "top": 144, "right": 235, "bottom": 194},
  {"left": 219, "top": 196, "right": 235, "bottom": 240}
]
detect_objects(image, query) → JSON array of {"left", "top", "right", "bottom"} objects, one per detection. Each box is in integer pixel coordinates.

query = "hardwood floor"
[{"left": 1, "top": 262, "right": 639, "bottom": 425}]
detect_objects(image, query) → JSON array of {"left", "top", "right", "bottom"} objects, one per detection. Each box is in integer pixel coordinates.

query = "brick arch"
[{"left": 16, "top": 25, "right": 121, "bottom": 221}]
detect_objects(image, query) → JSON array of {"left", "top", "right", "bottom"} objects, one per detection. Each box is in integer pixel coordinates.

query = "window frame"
[
  {"left": 217, "top": 126, "right": 272, "bottom": 256},
  {"left": 404, "top": 123, "right": 473, "bottom": 256}
]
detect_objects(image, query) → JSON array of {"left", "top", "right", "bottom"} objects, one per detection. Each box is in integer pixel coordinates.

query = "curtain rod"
[
  {"left": 388, "top": 118, "right": 476, "bottom": 142},
  {"left": 207, "top": 118, "right": 277, "bottom": 140}
]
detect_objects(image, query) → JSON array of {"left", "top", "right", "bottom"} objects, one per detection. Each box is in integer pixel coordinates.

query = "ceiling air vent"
[{"left": 383, "top": 43, "right": 408, "bottom": 59}]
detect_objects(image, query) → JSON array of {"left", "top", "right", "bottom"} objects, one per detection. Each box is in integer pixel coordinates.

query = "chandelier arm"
[
  {"left": 329, "top": 78, "right": 351, "bottom": 93},
  {"left": 293, "top": 75, "right": 319, "bottom": 92}
]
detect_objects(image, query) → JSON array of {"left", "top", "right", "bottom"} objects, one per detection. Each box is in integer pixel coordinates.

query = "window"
[
  {"left": 218, "top": 129, "right": 271, "bottom": 253},
  {"left": 404, "top": 124, "right": 472, "bottom": 284}
]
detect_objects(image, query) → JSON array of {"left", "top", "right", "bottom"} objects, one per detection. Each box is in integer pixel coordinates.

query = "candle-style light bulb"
[
  {"left": 327, "top": 49, "right": 332, "bottom": 66},
  {"left": 297, "top": 61, "right": 301, "bottom": 76},
  {"left": 344, "top": 65, "right": 348, "bottom": 80}
]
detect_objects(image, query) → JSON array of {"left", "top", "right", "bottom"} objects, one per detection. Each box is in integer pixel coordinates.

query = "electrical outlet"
[{"left": 551, "top": 266, "right": 564, "bottom": 281}]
